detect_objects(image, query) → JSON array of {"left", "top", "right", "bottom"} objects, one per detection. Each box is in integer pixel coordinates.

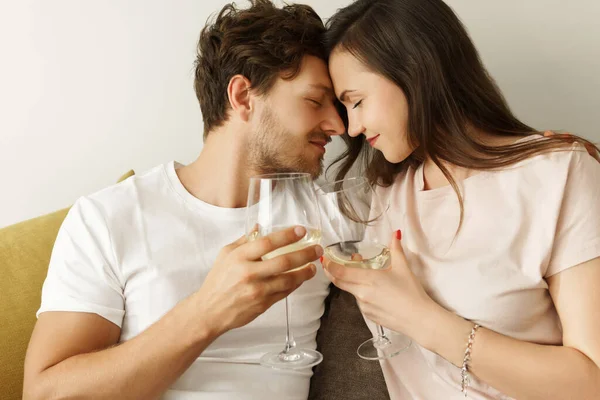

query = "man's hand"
[
  {"left": 23, "top": 226, "right": 323, "bottom": 400},
  {"left": 193, "top": 226, "right": 323, "bottom": 336}
]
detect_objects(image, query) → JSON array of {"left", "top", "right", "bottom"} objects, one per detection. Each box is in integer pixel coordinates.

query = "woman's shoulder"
[
  {"left": 514, "top": 137, "right": 598, "bottom": 177},
  {"left": 493, "top": 137, "right": 600, "bottom": 208}
]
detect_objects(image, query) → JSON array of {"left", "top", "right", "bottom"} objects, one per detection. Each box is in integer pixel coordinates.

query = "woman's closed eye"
[{"left": 352, "top": 99, "right": 363, "bottom": 109}]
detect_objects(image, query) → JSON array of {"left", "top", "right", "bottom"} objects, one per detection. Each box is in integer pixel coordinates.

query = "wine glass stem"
[
  {"left": 283, "top": 297, "right": 296, "bottom": 353},
  {"left": 377, "top": 324, "right": 387, "bottom": 339},
  {"left": 374, "top": 324, "right": 392, "bottom": 350}
]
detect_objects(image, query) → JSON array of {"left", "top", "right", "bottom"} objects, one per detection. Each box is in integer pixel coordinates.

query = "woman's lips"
[{"left": 367, "top": 134, "right": 380, "bottom": 146}]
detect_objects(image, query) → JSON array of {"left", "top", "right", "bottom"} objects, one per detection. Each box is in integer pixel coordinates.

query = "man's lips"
[
  {"left": 309, "top": 140, "right": 328, "bottom": 153},
  {"left": 367, "top": 134, "right": 380, "bottom": 146}
]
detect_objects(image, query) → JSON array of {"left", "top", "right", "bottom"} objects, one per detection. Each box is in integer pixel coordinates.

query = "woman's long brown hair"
[{"left": 325, "top": 0, "right": 598, "bottom": 228}]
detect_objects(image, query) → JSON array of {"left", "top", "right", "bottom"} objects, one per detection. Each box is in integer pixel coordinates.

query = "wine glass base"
[
  {"left": 260, "top": 348, "right": 323, "bottom": 370},
  {"left": 357, "top": 332, "right": 412, "bottom": 360}
]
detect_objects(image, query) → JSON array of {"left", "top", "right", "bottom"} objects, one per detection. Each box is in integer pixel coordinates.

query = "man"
[{"left": 23, "top": 1, "right": 344, "bottom": 399}]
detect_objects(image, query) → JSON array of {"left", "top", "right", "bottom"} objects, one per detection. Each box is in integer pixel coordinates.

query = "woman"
[{"left": 321, "top": 0, "right": 600, "bottom": 399}]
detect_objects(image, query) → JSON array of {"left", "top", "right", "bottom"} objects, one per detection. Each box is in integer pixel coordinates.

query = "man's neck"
[{"left": 177, "top": 125, "right": 258, "bottom": 209}]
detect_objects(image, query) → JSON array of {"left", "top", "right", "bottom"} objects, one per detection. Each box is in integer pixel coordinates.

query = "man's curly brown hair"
[{"left": 194, "top": 0, "right": 327, "bottom": 138}]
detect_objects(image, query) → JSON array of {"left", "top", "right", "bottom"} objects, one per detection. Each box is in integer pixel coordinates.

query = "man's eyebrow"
[
  {"left": 308, "top": 83, "right": 335, "bottom": 96},
  {"left": 339, "top": 89, "right": 356, "bottom": 102}
]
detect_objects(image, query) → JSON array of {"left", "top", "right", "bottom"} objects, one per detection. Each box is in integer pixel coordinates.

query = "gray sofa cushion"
[{"left": 308, "top": 285, "right": 390, "bottom": 399}]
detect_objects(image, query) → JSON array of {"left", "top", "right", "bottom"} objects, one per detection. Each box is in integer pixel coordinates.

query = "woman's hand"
[{"left": 322, "top": 230, "right": 440, "bottom": 341}]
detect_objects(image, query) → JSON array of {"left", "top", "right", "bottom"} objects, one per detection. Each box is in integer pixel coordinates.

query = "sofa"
[{"left": 0, "top": 171, "right": 388, "bottom": 400}]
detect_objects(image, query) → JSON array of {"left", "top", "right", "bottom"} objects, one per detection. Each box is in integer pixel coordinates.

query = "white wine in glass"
[
  {"left": 246, "top": 173, "right": 323, "bottom": 370},
  {"left": 317, "top": 177, "right": 412, "bottom": 360},
  {"left": 324, "top": 241, "right": 390, "bottom": 270},
  {"left": 252, "top": 227, "right": 322, "bottom": 271}
]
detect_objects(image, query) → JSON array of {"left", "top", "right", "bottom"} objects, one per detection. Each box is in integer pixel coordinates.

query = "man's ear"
[{"left": 227, "top": 75, "right": 253, "bottom": 122}]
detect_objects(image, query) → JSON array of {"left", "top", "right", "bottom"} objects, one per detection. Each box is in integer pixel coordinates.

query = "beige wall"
[
  {"left": 1, "top": 0, "right": 598, "bottom": 227},
  {"left": 446, "top": 0, "right": 600, "bottom": 140}
]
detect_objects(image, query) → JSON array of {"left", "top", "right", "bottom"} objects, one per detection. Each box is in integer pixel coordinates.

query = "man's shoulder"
[{"left": 80, "top": 162, "right": 172, "bottom": 221}]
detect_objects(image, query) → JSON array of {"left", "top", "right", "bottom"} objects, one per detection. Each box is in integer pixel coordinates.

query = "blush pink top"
[{"left": 367, "top": 137, "right": 600, "bottom": 399}]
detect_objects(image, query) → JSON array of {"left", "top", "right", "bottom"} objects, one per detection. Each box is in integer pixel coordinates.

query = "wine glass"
[
  {"left": 316, "top": 176, "right": 412, "bottom": 360},
  {"left": 246, "top": 172, "right": 323, "bottom": 369}
]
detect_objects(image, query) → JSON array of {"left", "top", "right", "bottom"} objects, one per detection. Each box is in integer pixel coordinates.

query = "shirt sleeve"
[
  {"left": 546, "top": 148, "right": 600, "bottom": 277},
  {"left": 37, "top": 196, "right": 125, "bottom": 327}
]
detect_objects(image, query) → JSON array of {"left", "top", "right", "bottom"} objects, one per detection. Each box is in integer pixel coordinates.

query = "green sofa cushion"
[{"left": 0, "top": 170, "right": 134, "bottom": 400}]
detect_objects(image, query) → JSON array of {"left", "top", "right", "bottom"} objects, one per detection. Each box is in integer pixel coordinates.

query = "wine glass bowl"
[
  {"left": 246, "top": 172, "right": 324, "bottom": 369},
  {"left": 316, "top": 177, "right": 412, "bottom": 360}
]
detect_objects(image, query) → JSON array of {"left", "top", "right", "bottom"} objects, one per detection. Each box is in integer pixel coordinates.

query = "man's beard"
[{"left": 248, "top": 107, "right": 327, "bottom": 179}]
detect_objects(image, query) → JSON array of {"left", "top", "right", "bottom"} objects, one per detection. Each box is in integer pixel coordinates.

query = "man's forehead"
[
  {"left": 294, "top": 55, "right": 333, "bottom": 88},
  {"left": 307, "top": 82, "right": 335, "bottom": 95},
  {"left": 272, "top": 55, "right": 335, "bottom": 96}
]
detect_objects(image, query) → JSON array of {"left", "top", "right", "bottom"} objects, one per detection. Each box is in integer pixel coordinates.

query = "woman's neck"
[
  {"left": 422, "top": 159, "right": 476, "bottom": 191},
  {"left": 421, "top": 130, "right": 531, "bottom": 190}
]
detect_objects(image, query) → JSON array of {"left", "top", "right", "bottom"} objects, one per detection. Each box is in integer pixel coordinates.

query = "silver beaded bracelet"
[{"left": 461, "top": 323, "right": 481, "bottom": 397}]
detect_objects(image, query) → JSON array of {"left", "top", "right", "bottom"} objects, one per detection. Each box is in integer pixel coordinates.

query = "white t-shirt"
[
  {"left": 366, "top": 138, "right": 600, "bottom": 399},
  {"left": 38, "top": 161, "right": 337, "bottom": 400}
]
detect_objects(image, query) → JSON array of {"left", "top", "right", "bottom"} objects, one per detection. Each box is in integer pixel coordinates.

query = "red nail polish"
[
  {"left": 396, "top": 229, "right": 402, "bottom": 240},
  {"left": 319, "top": 256, "right": 324, "bottom": 264}
]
